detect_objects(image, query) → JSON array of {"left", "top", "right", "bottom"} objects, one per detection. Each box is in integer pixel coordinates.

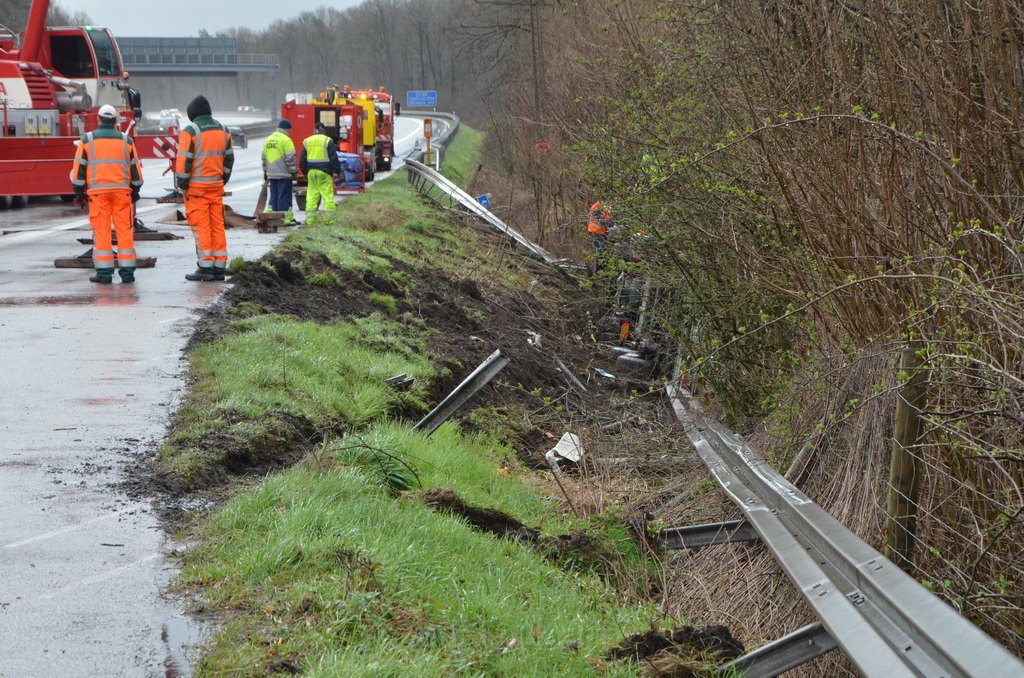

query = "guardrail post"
[{"left": 885, "top": 344, "right": 929, "bottom": 569}]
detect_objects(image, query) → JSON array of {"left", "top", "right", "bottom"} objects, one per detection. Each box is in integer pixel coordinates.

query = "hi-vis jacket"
[
  {"left": 175, "top": 115, "right": 234, "bottom": 190},
  {"left": 588, "top": 201, "right": 613, "bottom": 236},
  {"left": 300, "top": 133, "right": 340, "bottom": 176},
  {"left": 262, "top": 129, "right": 297, "bottom": 179},
  {"left": 70, "top": 124, "right": 143, "bottom": 194}
]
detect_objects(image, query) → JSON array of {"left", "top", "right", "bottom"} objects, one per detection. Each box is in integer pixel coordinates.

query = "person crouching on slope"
[{"left": 175, "top": 94, "right": 234, "bottom": 281}]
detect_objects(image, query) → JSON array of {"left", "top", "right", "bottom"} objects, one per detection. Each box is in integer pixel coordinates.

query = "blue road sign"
[{"left": 407, "top": 90, "right": 438, "bottom": 107}]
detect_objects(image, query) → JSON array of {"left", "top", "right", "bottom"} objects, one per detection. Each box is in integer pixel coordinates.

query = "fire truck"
[
  {"left": 0, "top": 0, "right": 175, "bottom": 205},
  {"left": 348, "top": 86, "right": 400, "bottom": 172},
  {"left": 280, "top": 90, "right": 368, "bottom": 198}
]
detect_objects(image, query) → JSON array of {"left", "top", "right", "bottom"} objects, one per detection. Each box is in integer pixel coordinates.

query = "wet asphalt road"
[{"left": 0, "top": 116, "right": 424, "bottom": 676}]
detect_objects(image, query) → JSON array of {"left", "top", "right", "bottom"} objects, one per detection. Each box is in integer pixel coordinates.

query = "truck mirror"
[{"left": 394, "top": 103, "right": 401, "bottom": 117}]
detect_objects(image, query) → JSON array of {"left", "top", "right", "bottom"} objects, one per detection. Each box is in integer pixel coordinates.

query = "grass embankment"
[{"left": 163, "top": 128, "right": 673, "bottom": 675}]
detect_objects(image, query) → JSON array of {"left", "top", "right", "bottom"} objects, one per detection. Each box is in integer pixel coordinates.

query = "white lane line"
[
  {"left": 8, "top": 550, "right": 162, "bottom": 608},
  {"left": 396, "top": 124, "right": 423, "bottom": 144},
  {"left": 4, "top": 509, "right": 130, "bottom": 549}
]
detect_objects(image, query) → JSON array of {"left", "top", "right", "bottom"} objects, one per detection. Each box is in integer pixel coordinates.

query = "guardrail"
[
  {"left": 400, "top": 110, "right": 460, "bottom": 165},
  {"left": 404, "top": 158, "right": 569, "bottom": 269},
  {"left": 665, "top": 385, "right": 1024, "bottom": 676}
]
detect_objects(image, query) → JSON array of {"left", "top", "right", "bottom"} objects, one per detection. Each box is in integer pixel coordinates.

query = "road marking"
[
  {"left": 396, "top": 125, "right": 424, "bottom": 144},
  {"left": 4, "top": 509, "right": 130, "bottom": 549},
  {"left": 8, "top": 550, "right": 162, "bottom": 608},
  {"left": 158, "top": 315, "right": 190, "bottom": 325}
]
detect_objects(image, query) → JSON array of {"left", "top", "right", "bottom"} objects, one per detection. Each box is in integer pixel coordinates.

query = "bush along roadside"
[{"left": 161, "top": 126, "right": 741, "bottom": 676}]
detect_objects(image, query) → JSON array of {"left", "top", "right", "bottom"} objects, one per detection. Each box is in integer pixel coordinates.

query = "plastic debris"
[{"left": 545, "top": 432, "right": 583, "bottom": 473}]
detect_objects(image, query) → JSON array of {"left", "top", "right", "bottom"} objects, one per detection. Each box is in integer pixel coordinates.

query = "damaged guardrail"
[
  {"left": 404, "top": 158, "right": 568, "bottom": 268},
  {"left": 665, "top": 385, "right": 1024, "bottom": 677},
  {"left": 415, "top": 349, "right": 509, "bottom": 435}
]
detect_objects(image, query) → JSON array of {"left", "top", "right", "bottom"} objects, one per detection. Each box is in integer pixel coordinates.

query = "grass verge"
[{"left": 163, "top": 124, "right": 689, "bottom": 675}]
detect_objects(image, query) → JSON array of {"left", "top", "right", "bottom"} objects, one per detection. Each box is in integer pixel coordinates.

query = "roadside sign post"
[{"left": 423, "top": 117, "right": 432, "bottom": 165}]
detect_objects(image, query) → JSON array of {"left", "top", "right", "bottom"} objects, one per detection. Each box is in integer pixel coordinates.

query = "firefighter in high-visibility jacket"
[
  {"left": 300, "top": 122, "right": 340, "bottom": 224},
  {"left": 70, "top": 104, "right": 143, "bottom": 284},
  {"left": 261, "top": 119, "right": 299, "bottom": 226},
  {"left": 175, "top": 95, "right": 234, "bottom": 281}
]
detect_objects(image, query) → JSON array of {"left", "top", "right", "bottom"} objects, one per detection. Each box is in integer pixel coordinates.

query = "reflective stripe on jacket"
[
  {"left": 175, "top": 115, "right": 234, "bottom": 188},
  {"left": 70, "top": 125, "right": 143, "bottom": 193},
  {"left": 300, "top": 133, "right": 340, "bottom": 175},
  {"left": 261, "top": 130, "right": 297, "bottom": 179}
]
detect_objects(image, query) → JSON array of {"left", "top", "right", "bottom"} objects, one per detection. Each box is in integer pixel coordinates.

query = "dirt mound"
[{"left": 606, "top": 625, "right": 744, "bottom": 676}]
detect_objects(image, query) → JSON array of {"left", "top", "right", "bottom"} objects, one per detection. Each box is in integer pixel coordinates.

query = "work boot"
[
  {"left": 185, "top": 268, "right": 217, "bottom": 282},
  {"left": 90, "top": 271, "right": 113, "bottom": 284},
  {"left": 211, "top": 268, "right": 226, "bottom": 281},
  {"left": 119, "top": 267, "right": 136, "bottom": 283}
]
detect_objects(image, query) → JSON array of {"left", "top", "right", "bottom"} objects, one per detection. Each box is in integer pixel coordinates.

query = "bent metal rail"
[{"left": 665, "top": 385, "right": 1024, "bottom": 677}]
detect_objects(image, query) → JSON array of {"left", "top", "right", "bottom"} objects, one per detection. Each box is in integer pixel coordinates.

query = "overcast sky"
[{"left": 58, "top": 0, "right": 364, "bottom": 38}]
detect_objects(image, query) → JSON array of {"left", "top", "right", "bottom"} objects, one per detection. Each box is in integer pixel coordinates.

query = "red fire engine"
[
  {"left": 0, "top": 0, "right": 175, "bottom": 204},
  {"left": 280, "top": 92, "right": 368, "bottom": 197},
  {"left": 348, "top": 86, "right": 400, "bottom": 172}
]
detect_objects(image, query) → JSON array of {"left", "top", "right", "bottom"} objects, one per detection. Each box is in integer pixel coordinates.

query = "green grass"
[
  {"left": 441, "top": 126, "right": 484, "bottom": 188},
  {"left": 167, "top": 124, "right": 672, "bottom": 675},
  {"left": 159, "top": 314, "right": 434, "bottom": 488},
  {"left": 182, "top": 462, "right": 651, "bottom": 676},
  {"left": 284, "top": 176, "right": 466, "bottom": 278}
]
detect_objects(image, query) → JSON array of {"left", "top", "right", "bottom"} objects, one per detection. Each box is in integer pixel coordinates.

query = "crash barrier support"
[{"left": 664, "top": 385, "right": 1024, "bottom": 677}]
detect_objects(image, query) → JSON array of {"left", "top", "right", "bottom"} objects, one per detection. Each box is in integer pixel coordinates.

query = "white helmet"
[{"left": 97, "top": 104, "right": 118, "bottom": 121}]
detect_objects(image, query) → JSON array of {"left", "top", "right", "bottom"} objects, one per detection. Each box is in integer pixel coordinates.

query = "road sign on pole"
[
  {"left": 423, "top": 117, "right": 432, "bottom": 164},
  {"left": 407, "top": 90, "right": 438, "bottom": 107}
]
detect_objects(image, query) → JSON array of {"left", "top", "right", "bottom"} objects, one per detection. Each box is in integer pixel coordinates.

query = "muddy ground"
[{"left": 127, "top": 201, "right": 736, "bottom": 673}]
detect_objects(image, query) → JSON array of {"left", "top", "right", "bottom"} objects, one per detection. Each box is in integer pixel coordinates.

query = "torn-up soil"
[
  {"left": 606, "top": 626, "right": 744, "bottom": 676},
  {"left": 136, "top": 206, "right": 699, "bottom": 518},
  {"left": 421, "top": 487, "right": 620, "bottom": 576}
]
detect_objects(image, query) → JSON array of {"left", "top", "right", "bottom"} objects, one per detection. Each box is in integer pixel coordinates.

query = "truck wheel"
[
  {"left": 295, "top": 191, "right": 306, "bottom": 211},
  {"left": 11, "top": 196, "right": 28, "bottom": 208},
  {"left": 0, "top": 196, "right": 11, "bottom": 210},
  {"left": 366, "top": 162, "right": 376, "bottom": 182}
]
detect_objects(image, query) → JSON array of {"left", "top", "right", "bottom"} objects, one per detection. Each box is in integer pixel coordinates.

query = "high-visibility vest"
[
  {"left": 262, "top": 130, "right": 297, "bottom": 179},
  {"left": 588, "top": 200, "right": 611, "bottom": 236},
  {"left": 303, "top": 133, "right": 334, "bottom": 173},
  {"left": 70, "top": 127, "right": 143, "bottom": 194},
  {"left": 175, "top": 118, "right": 233, "bottom": 188}
]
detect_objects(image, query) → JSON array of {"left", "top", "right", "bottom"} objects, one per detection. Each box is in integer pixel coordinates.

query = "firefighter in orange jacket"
[
  {"left": 70, "top": 104, "right": 143, "bottom": 284},
  {"left": 588, "top": 200, "right": 613, "bottom": 238},
  {"left": 175, "top": 95, "right": 234, "bottom": 281},
  {"left": 587, "top": 200, "right": 616, "bottom": 274}
]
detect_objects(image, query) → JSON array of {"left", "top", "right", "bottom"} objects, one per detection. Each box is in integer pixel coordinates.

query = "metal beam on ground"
[
  {"left": 414, "top": 350, "right": 509, "bottom": 435},
  {"left": 661, "top": 520, "right": 759, "bottom": 550},
  {"left": 716, "top": 623, "right": 838, "bottom": 677}
]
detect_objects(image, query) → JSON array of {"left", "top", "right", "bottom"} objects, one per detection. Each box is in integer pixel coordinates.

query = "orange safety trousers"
[
  {"left": 88, "top": 190, "right": 135, "bottom": 270},
  {"left": 184, "top": 185, "right": 228, "bottom": 270}
]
